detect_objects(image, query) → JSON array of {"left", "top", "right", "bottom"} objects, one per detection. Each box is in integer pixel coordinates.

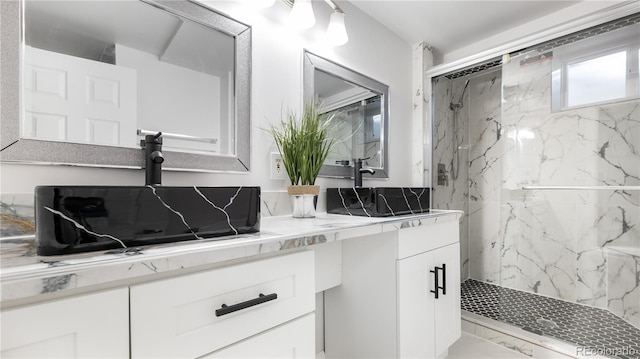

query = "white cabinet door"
[
  {"left": 0, "top": 288, "right": 129, "bottom": 358},
  {"left": 24, "top": 46, "right": 137, "bottom": 147},
  {"left": 204, "top": 314, "right": 315, "bottom": 358},
  {"left": 397, "top": 250, "right": 435, "bottom": 358},
  {"left": 397, "top": 242, "right": 461, "bottom": 358},
  {"left": 433, "top": 242, "right": 461, "bottom": 356}
]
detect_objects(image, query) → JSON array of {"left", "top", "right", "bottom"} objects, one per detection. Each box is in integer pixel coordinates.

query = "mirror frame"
[
  {"left": 303, "top": 50, "right": 389, "bottom": 179},
  {"left": 0, "top": 0, "right": 251, "bottom": 172}
]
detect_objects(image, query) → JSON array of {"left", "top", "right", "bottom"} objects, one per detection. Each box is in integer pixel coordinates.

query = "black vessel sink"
[
  {"left": 326, "top": 187, "right": 430, "bottom": 217},
  {"left": 35, "top": 186, "right": 260, "bottom": 256}
]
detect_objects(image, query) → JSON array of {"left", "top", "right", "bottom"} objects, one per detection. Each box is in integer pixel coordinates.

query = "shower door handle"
[{"left": 430, "top": 263, "right": 446, "bottom": 299}]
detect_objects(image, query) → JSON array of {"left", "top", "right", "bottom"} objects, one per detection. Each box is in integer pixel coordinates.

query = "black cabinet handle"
[
  {"left": 441, "top": 263, "right": 447, "bottom": 295},
  {"left": 430, "top": 267, "right": 440, "bottom": 299},
  {"left": 215, "top": 293, "right": 277, "bottom": 317},
  {"left": 430, "top": 263, "right": 447, "bottom": 299}
]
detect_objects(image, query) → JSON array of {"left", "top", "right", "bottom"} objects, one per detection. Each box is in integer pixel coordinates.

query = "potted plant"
[{"left": 269, "top": 102, "right": 336, "bottom": 218}]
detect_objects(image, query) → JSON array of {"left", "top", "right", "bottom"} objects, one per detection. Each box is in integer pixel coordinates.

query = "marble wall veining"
[{"left": 433, "top": 47, "right": 639, "bottom": 329}]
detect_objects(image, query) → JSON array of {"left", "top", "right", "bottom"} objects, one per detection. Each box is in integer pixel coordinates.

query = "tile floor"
[
  {"left": 461, "top": 279, "right": 640, "bottom": 359},
  {"left": 446, "top": 332, "right": 528, "bottom": 358}
]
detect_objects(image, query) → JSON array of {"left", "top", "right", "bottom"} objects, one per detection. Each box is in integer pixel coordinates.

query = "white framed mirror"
[
  {"left": 0, "top": 0, "right": 251, "bottom": 172},
  {"left": 303, "top": 50, "right": 389, "bottom": 179}
]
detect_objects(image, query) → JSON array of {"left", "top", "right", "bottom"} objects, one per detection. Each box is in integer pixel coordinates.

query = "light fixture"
[
  {"left": 326, "top": 10, "right": 348, "bottom": 46},
  {"left": 289, "top": 0, "right": 315, "bottom": 29},
  {"left": 283, "top": 0, "right": 349, "bottom": 46}
]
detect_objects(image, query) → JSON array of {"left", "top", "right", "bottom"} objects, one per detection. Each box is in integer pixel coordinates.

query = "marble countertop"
[{"left": 0, "top": 210, "right": 462, "bottom": 303}]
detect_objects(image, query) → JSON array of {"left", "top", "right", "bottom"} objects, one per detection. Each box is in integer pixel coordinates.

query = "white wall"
[
  {"left": 0, "top": 0, "right": 414, "bottom": 198},
  {"left": 116, "top": 44, "right": 222, "bottom": 154}
]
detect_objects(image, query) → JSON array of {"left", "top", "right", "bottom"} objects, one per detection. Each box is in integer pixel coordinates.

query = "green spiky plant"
[{"left": 269, "top": 102, "right": 336, "bottom": 186}]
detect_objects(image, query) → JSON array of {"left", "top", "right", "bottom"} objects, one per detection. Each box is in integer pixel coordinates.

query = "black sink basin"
[
  {"left": 326, "top": 187, "right": 430, "bottom": 217},
  {"left": 35, "top": 186, "right": 260, "bottom": 255}
]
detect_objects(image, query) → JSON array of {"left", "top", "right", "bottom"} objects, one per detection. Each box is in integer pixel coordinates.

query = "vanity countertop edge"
[{"left": 0, "top": 210, "right": 463, "bottom": 303}]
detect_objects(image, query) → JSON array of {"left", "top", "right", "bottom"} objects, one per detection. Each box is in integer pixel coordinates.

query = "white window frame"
[{"left": 551, "top": 23, "right": 640, "bottom": 112}]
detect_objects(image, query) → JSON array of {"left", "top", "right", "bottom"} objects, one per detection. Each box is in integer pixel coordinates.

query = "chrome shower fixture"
[{"left": 450, "top": 79, "right": 470, "bottom": 110}]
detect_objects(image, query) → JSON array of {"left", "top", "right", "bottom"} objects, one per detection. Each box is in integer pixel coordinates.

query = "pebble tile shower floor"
[{"left": 461, "top": 279, "right": 640, "bottom": 359}]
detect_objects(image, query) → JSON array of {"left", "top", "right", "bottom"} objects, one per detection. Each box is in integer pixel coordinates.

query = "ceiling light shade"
[
  {"left": 326, "top": 11, "right": 348, "bottom": 46},
  {"left": 289, "top": 0, "right": 315, "bottom": 29}
]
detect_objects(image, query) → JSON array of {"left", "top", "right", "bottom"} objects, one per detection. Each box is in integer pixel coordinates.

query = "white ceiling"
[{"left": 348, "top": 0, "right": 581, "bottom": 56}]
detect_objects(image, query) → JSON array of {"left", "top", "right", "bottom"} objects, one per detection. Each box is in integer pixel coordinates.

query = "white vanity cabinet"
[
  {"left": 0, "top": 212, "right": 462, "bottom": 359},
  {"left": 397, "top": 241, "right": 461, "bottom": 357},
  {"left": 325, "top": 220, "right": 461, "bottom": 358},
  {"left": 129, "top": 251, "right": 315, "bottom": 358},
  {"left": 0, "top": 288, "right": 129, "bottom": 358}
]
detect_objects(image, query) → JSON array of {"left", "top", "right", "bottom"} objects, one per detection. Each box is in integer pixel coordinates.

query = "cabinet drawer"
[
  {"left": 397, "top": 219, "right": 459, "bottom": 259},
  {"left": 1, "top": 288, "right": 129, "bottom": 359},
  {"left": 130, "top": 251, "right": 315, "bottom": 358},
  {"left": 205, "top": 314, "right": 315, "bottom": 358}
]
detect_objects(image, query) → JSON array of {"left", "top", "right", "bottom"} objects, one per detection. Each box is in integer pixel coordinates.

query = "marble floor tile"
[{"left": 446, "top": 332, "right": 529, "bottom": 358}]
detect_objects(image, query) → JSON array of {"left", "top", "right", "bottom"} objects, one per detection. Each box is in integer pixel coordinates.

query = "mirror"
[
  {"left": 0, "top": 0, "right": 251, "bottom": 172},
  {"left": 303, "top": 50, "right": 389, "bottom": 179}
]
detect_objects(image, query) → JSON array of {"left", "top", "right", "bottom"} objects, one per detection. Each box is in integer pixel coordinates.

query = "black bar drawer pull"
[
  {"left": 441, "top": 263, "right": 447, "bottom": 295},
  {"left": 430, "top": 267, "right": 440, "bottom": 299},
  {"left": 430, "top": 263, "right": 447, "bottom": 299},
  {"left": 215, "top": 293, "right": 278, "bottom": 317}
]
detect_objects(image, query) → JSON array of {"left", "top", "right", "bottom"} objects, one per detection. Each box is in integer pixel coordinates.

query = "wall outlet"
[{"left": 270, "top": 152, "right": 288, "bottom": 180}]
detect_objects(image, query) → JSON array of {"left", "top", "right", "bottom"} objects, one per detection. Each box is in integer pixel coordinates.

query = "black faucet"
[
  {"left": 141, "top": 132, "right": 164, "bottom": 186},
  {"left": 354, "top": 158, "right": 375, "bottom": 187}
]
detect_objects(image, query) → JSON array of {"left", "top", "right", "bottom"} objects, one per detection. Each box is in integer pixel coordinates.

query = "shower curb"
[{"left": 462, "top": 311, "right": 608, "bottom": 359}]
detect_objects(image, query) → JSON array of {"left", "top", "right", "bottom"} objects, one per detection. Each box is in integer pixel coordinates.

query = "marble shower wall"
[
  {"left": 325, "top": 107, "right": 381, "bottom": 169},
  {"left": 432, "top": 70, "right": 502, "bottom": 281},
  {"left": 433, "top": 52, "right": 639, "bottom": 328}
]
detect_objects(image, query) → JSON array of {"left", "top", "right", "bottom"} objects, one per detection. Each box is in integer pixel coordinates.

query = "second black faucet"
[
  {"left": 354, "top": 158, "right": 375, "bottom": 187},
  {"left": 141, "top": 132, "right": 164, "bottom": 186}
]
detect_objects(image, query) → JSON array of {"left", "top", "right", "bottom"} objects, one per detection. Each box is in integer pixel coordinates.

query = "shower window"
[
  {"left": 551, "top": 23, "right": 640, "bottom": 112},
  {"left": 566, "top": 50, "right": 627, "bottom": 106}
]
